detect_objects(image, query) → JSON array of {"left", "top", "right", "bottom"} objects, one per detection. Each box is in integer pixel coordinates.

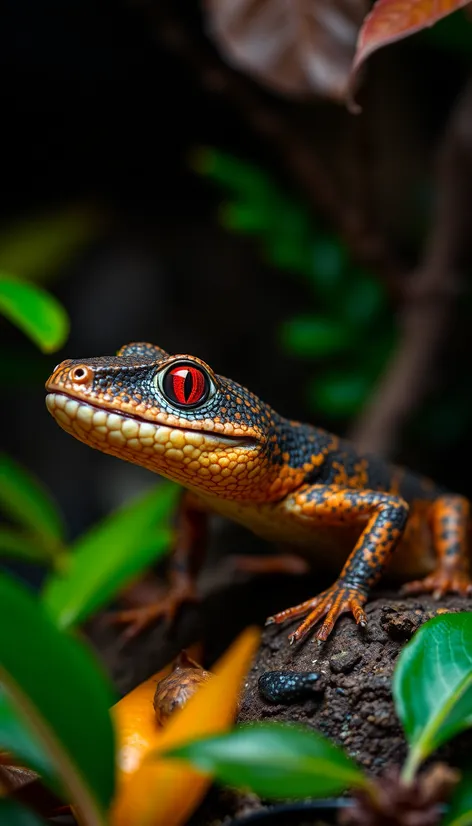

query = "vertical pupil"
[{"left": 184, "top": 370, "right": 193, "bottom": 402}]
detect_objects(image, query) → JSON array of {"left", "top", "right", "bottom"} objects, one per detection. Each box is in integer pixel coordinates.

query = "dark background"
[{"left": 2, "top": 0, "right": 472, "bottom": 544}]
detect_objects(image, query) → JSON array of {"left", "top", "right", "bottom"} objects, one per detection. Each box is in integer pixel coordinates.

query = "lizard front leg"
[
  {"left": 114, "top": 490, "right": 208, "bottom": 639},
  {"left": 266, "top": 485, "right": 409, "bottom": 644}
]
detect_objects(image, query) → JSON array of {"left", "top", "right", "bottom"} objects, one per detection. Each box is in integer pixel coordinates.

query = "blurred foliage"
[
  {"left": 0, "top": 573, "right": 116, "bottom": 825},
  {"left": 0, "top": 449, "right": 176, "bottom": 626},
  {"left": 0, "top": 276, "right": 69, "bottom": 353},
  {"left": 0, "top": 582, "right": 257, "bottom": 826},
  {"left": 42, "top": 482, "right": 178, "bottom": 630},
  {"left": 0, "top": 453, "right": 66, "bottom": 569},
  {"left": 0, "top": 799, "right": 47, "bottom": 825},
  {"left": 170, "top": 721, "right": 369, "bottom": 799},
  {"left": 0, "top": 205, "right": 103, "bottom": 285},
  {"left": 193, "top": 147, "right": 396, "bottom": 419},
  {"left": 443, "top": 768, "right": 472, "bottom": 826}
]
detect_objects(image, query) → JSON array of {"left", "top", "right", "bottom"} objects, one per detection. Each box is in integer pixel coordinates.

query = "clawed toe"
[
  {"left": 107, "top": 586, "right": 198, "bottom": 641},
  {"left": 266, "top": 594, "right": 324, "bottom": 627},
  {"left": 267, "top": 583, "right": 367, "bottom": 645}
]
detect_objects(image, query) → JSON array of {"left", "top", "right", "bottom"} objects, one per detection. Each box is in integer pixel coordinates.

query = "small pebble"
[
  {"left": 258, "top": 670, "right": 324, "bottom": 704},
  {"left": 380, "top": 607, "right": 420, "bottom": 640},
  {"left": 329, "top": 650, "right": 362, "bottom": 674}
]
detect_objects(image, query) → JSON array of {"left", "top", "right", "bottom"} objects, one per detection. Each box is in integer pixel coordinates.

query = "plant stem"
[{"left": 401, "top": 749, "right": 421, "bottom": 786}]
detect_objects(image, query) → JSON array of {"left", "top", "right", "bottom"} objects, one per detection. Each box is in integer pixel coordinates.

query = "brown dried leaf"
[
  {"left": 350, "top": 0, "right": 472, "bottom": 106},
  {"left": 204, "top": 0, "right": 368, "bottom": 100}
]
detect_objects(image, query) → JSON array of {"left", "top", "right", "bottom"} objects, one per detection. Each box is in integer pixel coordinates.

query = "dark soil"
[{"left": 238, "top": 594, "right": 472, "bottom": 774}]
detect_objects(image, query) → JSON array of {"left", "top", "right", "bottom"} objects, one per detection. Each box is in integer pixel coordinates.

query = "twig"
[{"left": 350, "top": 77, "right": 472, "bottom": 456}]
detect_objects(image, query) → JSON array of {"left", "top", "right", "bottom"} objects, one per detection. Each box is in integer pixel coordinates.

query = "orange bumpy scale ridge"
[{"left": 45, "top": 341, "right": 472, "bottom": 643}]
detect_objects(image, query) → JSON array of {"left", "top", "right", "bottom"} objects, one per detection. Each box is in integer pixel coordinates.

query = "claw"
[
  {"left": 267, "top": 582, "right": 367, "bottom": 646},
  {"left": 266, "top": 594, "right": 323, "bottom": 627}
]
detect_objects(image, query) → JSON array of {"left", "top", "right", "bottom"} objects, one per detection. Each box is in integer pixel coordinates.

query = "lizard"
[{"left": 45, "top": 341, "right": 472, "bottom": 644}]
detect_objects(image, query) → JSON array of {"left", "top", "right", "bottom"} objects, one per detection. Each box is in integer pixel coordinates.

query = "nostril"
[{"left": 70, "top": 365, "right": 92, "bottom": 384}]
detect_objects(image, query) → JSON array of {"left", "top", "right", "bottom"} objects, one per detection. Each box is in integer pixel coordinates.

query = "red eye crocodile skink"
[{"left": 45, "top": 342, "right": 471, "bottom": 644}]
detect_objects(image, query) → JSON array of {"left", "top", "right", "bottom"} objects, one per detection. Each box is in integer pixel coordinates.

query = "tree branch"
[{"left": 349, "top": 78, "right": 472, "bottom": 456}]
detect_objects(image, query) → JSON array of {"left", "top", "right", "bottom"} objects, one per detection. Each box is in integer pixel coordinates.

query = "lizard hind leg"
[{"left": 402, "top": 494, "right": 472, "bottom": 598}]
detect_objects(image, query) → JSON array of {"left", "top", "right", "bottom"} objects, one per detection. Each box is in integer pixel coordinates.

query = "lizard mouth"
[{"left": 45, "top": 391, "right": 257, "bottom": 448}]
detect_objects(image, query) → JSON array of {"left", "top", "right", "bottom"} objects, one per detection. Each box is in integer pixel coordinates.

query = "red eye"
[{"left": 162, "top": 364, "right": 209, "bottom": 407}]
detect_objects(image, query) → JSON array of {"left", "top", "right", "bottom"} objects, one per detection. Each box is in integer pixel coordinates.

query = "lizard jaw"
[{"left": 45, "top": 392, "right": 257, "bottom": 453}]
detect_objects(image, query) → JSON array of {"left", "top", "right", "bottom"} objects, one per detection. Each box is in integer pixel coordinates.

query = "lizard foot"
[
  {"left": 108, "top": 584, "right": 198, "bottom": 641},
  {"left": 401, "top": 568, "right": 472, "bottom": 600},
  {"left": 266, "top": 582, "right": 367, "bottom": 644}
]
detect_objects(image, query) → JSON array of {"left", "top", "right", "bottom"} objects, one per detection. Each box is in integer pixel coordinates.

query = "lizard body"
[{"left": 45, "top": 342, "right": 471, "bottom": 643}]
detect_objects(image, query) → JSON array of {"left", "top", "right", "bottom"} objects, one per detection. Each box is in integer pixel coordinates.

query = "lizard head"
[{"left": 45, "top": 342, "right": 285, "bottom": 500}]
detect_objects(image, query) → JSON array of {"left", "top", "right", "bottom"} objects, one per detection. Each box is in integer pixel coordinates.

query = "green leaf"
[
  {"left": 0, "top": 276, "right": 69, "bottom": 352},
  {"left": 281, "top": 316, "right": 353, "bottom": 357},
  {"left": 394, "top": 613, "right": 472, "bottom": 783},
  {"left": 310, "top": 237, "right": 347, "bottom": 292},
  {"left": 191, "top": 148, "right": 274, "bottom": 201},
  {"left": 0, "top": 573, "right": 115, "bottom": 825},
  {"left": 166, "top": 723, "right": 368, "bottom": 799},
  {"left": 0, "top": 455, "right": 65, "bottom": 551},
  {"left": 443, "top": 768, "right": 472, "bottom": 826},
  {"left": 308, "top": 372, "right": 372, "bottom": 418},
  {"left": 42, "top": 482, "right": 178, "bottom": 630},
  {"left": 338, "top": 272, "right": 386, "bottom": 326},
  {"left": 220, "top": 202, "right": 269, "bottom": 234},
  {"left": 0, "top": 687, "right": 55, "bottom": 786},
  {"left": 0, "top": 799, "right": 47, "bottom": 826},
  {"left": 266, "top": 219, "right": 311, "bottom": 272},
  {"left": 0, "top": 528, "right": 56, "bottom": 566}
]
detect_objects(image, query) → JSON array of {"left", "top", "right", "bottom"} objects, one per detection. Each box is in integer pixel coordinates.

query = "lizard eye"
[{"left": 159, "top": 362, "right": 211, "bottom": 408}]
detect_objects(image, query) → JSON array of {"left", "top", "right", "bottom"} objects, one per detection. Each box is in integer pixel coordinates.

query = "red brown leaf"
[
  {"left": 350, "top": 0, "right": 472, "bottom": 106},
  {"left": 204, "top": 0, "right": 368, "bottom": 100}
]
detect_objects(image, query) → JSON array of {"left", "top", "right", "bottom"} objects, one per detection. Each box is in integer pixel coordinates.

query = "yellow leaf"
[
  {"left": 112, "top": 666, "right": 170, "bottom": 782},
  {"left": 111, "top": 627, "right": 260, "bottom": 826},
  {"left": 112, "top": 643, "right": 204, "bottom": 783}
]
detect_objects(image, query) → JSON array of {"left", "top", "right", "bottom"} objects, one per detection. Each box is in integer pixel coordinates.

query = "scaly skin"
[{"left": 45, "top": 341, "right": 472, "bottom": 643}]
